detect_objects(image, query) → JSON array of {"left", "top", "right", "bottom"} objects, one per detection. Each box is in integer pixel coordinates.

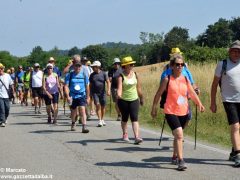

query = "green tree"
[
  {"left": 28, "top": 46, "right": 48, "bottom": 67},
  {"left": 164, "top": 26, "right": 189, "bottom": 48},
  {"left": 197, "top": 18, "right": 233, "bottom": 48},
  {"left": 81, "top": 45, "right": 109, "bottom": 70},
  {"left": 229, "top": 17, "right": 240, "bottom": 40},
  {"left": 68, "top": 46, "right": 81, "bottom": 57}
]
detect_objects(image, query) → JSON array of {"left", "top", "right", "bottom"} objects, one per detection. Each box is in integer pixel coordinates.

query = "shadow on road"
[
  {"left": 95, "top": 159, "right": 174, "bottom": 170},
  {"left": 105, "top": 146, "right": 171, "bottom": 153},
  {"left": 142, "top": 156, "right": 232, "bottom": 166},
  {"left": 29, "top": 129, "right": 71, "bottom": 134}
]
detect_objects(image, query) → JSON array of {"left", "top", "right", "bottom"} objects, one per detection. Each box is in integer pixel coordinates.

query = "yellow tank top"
[{"left": 121, "top": 72, "right": 138, "bottom": 101}]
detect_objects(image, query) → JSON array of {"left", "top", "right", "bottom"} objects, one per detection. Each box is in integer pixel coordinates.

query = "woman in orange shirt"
[{"left": 151, "top": 55, "right": 205, "bottom": 171}]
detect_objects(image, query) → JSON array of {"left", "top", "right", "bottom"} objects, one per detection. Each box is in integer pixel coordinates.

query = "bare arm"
[
  {"left": 151, "top": 78, "right": 168, "bottom": 118},
  {"left": 106, "top": 79, "right": 111, "bottom": 96},
  {"left": 136, "top": 73, "right": 143, "bottom": 105},
  {"left": 210, "top": 76, "right": 220, "bottom": 113},
  {"left": 117, "top": 75, "right": 123, "bottom": 99}
]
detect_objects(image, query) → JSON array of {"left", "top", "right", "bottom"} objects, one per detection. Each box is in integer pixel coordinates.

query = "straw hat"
[{"left": 121, "top": 56, "right": 136, "bottom": 66}]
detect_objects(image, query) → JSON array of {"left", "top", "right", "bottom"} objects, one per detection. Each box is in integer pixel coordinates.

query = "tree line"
[{"left": 1, "top": 17, "right": 239, "bottom": 70}]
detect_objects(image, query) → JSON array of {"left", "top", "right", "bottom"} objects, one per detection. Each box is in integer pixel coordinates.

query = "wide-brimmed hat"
[
  {"left": 48, "top": 57, "right": 55, "bottom": 62},
  {"left": 113, "top": 58, "right": 121, "bottom": 65},
  {"left": 0, "top": 63, "right": 5, "bottom": 69},
  {"left": 121, "top": 56, "right": 136, "bottom": 66},
  {"left": 91, "top": 61, "right": 101, "bottom": 67},
  {"left": 230, "top": 40, "right": 240, "bottom": 49},
  {"left": 170, "top": 47, "right": 183, "bottom": 55}
]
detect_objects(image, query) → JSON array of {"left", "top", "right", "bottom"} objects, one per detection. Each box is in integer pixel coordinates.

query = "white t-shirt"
[
  {"left": 31, "top": 70, "right": 43, "bottom": 88},
  {"left": 0, "top": 73, "right": 14, "bottom": 98},
  {"left": 215, "top": 59, "right": 240, "bottom": 102}
]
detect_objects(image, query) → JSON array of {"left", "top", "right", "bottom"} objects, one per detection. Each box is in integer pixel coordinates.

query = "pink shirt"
[{"left": 164, "top": 75, "right": 191, "bottom": 116}]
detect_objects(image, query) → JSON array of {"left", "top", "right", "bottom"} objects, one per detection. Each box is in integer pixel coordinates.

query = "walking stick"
[
  {"left": 63, "top": 97, "right": 66, "bottom": 115},
  {"left": 194, "top": 105, "right": 198, "bottom": 150},
  {"left": 109, "top": 94, "right": 112, "bottom": 116},
  {"left": 159, "top": 118, "right": 166, "bottom": 146}
]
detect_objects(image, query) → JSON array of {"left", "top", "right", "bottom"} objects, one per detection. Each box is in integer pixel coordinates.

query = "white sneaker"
[
  {"left": 102, "top": 120, "right": 106, "bottom": 126},
  {"left": 97, "top": 120, "right": 103, "bottom": 127},
  {"left": 1, "top": 123, "right": 6, "bottom": 127}
]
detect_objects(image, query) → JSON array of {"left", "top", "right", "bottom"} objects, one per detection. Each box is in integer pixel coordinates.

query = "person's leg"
[
  {"left": 52, "top": 93, "right": 59, "bottom": 124},
  {"left": 4, "top": 98, "right": 10, "bottom": 121},
  {"left": 118, "top": 99, "right": 130, "bottom": 141},
  {"left": 230, "top": 123, "right": 240, "bottom": 152},
  {"left": 100, "top": 93, "right": 106, "bottom": 125},
  {"left": 0, "top": 98, "right": 5, "bottom": 124},
  {"left": 70, "top": 99, "right": 78, "bottom": 131},
  {"left": 129, "top": 99, "right": 142, "bottom": 144}
]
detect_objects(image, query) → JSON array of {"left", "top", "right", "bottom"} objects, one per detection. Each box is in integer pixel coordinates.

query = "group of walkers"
[{"left": 0, "top": 40, "right": 240, "bottom": 171}]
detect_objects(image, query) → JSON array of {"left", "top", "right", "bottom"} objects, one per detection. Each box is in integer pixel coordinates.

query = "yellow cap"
[
  {"left": 121, "top": 56, "right": 136, "bottom": 66},
  {"left": 170, "top": 47, "right": 183, "bottom": 55},
  {"left": 0, "top": 63, "right": 5, "bottom": 69}
]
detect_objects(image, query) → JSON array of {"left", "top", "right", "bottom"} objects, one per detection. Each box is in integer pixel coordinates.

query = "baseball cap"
[{"left": 91, "top": 61, "right": 101, "bottom": 67}]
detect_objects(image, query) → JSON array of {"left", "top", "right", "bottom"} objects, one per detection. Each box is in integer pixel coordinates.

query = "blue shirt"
[
  {"left": 16, "top": 71, "right": 24, "bottom": 83},
  {"left": 161, "top": 67, "right": 195, "bottom": 84},
  {"left": 65, "top": 70, "right": 89, "bottom": 99}
]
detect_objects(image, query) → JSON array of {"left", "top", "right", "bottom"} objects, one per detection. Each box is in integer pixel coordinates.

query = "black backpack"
[
  {"left": 219, "top": 59, "right": 227, "bottom": 89},
  {"left": 159, "top": 75, "right": 188, "bottom": 109}
]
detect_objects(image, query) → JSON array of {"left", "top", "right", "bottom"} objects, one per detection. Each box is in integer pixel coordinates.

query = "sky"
[{"left": 0, "top": 0, "right": 239, "bottom": 57}]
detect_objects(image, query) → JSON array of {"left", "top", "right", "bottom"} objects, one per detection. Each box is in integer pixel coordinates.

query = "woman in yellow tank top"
[
  {"left": 117, "top": 56, "right": 144, "bottom": 145},
  {"left": 151, "top": 55, "right": 205, "bottom": 170}
]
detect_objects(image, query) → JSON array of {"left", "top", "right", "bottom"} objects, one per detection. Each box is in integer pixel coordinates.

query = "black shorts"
[
  {"left": 118, "top": 99, "right": 139, "bottom": 122},
  {"left": 32, "top": 87, "right": 43, "bottom": 98},
  {"left": 165, "top": 114, "right": 189, "bottom": 131},
  {"left": 92, "top": 93, "right": 106, "bottom": 106},
  {"left": 44, "top": 93, "right": 59, "bottom": 106},
  {"left": 223, "top": 102, "right": 240, "bottom": 125}
]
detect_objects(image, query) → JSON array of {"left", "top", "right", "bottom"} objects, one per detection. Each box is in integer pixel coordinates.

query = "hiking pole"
[
  {"left": 109, "top": 94, "right": 112, "bottom": 116},
  {"left": 159, "top": 118, "right": 166, "bottom": 146},
  {"left": 63, "top": 97, "right": 66, "bottom": 115},
  {"left": 194, "top": 105, "right": 198, "bottom": 150}
]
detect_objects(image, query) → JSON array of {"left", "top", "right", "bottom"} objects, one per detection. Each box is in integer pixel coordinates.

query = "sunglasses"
[
  {"left": 0, "top": 68, "right": 4, "bottom": 70},
  {"left": 47, "top": 67, "right": 53, "bottom": 69},
  {"left": 175, "top": 63, "right": 185, "bottom": 67},
  {"left": 35, "top": 66, "right": 40, "bottom": 68}
]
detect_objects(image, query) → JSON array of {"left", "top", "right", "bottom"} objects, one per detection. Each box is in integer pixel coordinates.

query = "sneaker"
[
  {"left": 134, "top": 137, "right": 143, "bottom": 145},
  {"left": 117, "top": 115, "right": 121, "bottom": 121},
  {"left": 234, "top": 153, "right": 240, "bottom": 167},
  {"left": 172, "top": 156, "right": 178, "bottom": 165},
  {"left": 97, "top": 120, "right": 103, "bottom": 127},
  {"left": 47, "top": 117, "right": 51, "bottom": 124},
  {"left": 0, "top": 123, "right": 6, "bottom": 127},
  {"left": 122, "top": 133, "right": 130, "bottom": 142},
  {"left": 53, "top": 120, "right": 58, "bottom": 125},
  {"left": 177, "top": 159, "right": 187, "bottom": 171},
  {"left": 82, "top": 128, "right": 89, "bottom": 133},
  {"left": 71, "top": 122, "right": 76, "bottom": 131},
  {"left": 229, "top": 152, "right": 237, "bottom": 161},
  {"left": 102, "top": 120, "right": 106, "bottom": 126}
]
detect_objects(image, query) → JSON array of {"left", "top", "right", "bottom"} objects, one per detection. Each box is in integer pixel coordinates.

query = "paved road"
[{"left": 0, "top": 104, "right": 239, "bottom": 180}]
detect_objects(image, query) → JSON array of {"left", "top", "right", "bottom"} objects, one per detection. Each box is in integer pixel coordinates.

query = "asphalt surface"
[{"left": 0, "top": 104, "right": 239, "bottom": 180}]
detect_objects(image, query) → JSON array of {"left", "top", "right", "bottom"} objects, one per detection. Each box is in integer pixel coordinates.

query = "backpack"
[
  {"left": 159, "top": 75, "right": 188, "bottom": 109},
  {"left": 219, "top": 59, "right": 227, "bottom": 89}
]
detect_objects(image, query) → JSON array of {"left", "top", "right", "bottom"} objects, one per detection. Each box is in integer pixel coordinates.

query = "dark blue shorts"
[
  {"left": 44, "top": 93, "right": 59, "bottom": 105},
  {"left": 71, "top": 96, "right": 86, "bottom": 109}
]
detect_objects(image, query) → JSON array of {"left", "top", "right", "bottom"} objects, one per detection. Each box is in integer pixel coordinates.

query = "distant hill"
[{"left": 101, "top": 42, "right": 140, "bottom": 49}]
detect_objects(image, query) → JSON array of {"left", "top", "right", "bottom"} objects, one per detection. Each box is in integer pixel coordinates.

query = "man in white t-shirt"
[
  {"left": 210, "top": 40, "right": 240, "bottom": 167},
  {"left": 0, "top": 63, "right": 14, "bottom": 127},
  {"left": 30, "top": 63, "right": 43, "bottom": 114}
]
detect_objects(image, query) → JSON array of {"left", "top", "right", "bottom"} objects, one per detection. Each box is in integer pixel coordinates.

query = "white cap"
[
  {"left": 34, "top": 63, "right": 40, "bottom": 67},
  {"left": 91, "top": 61, "right": 101, "bottom": 67},
  {"left": 113, "top": 58, "right": 120, "bottom": 64},
  {"left": 46, "top": 63, "right": 53, "bottom": 68}
]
